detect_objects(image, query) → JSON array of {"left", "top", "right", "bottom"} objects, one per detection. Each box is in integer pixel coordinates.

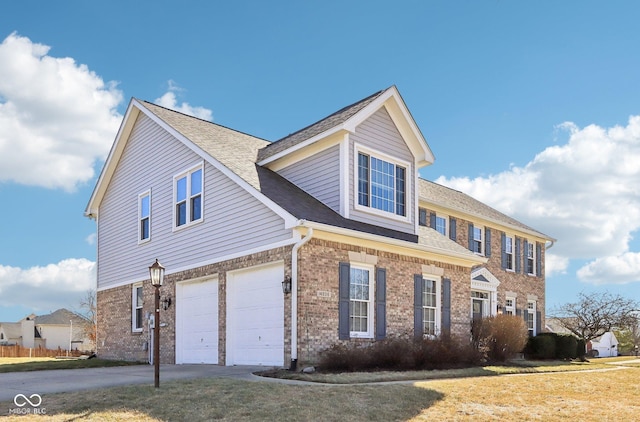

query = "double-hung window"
[
  {"left": 472, "top": 226, "right": 483, "bottom": 254},
  {"left": 357, "top": 151, "right": 406, "bottom": 217},
  {"left": 527, "top": 242, "right": 535, "bottom": 275},
  {"left": 132, "top": 283, "right": 143, "bottom": 332},
  {"left": 505, "top": 297, "right": 515, "bottom": 316},
  {"left": 349, "top": 265, "right": 374, "bottom": 338},
  {"left": 174, "top": 164, "right": 203, "bottom": 228},
  {"left": 505, "top": 235, "right": 514, "bottom": 271},
  {"left": 435, "top": 215, "right": 447, "bottom": 236},
  {"left": 422, "top": 278, "right": 440, "bottom": 336},
  {"left": 527, "top": 301, "right": 536, "bottom": 336},
  {"left": 138, "top": 191, "right": 151, "bottom": 243}
]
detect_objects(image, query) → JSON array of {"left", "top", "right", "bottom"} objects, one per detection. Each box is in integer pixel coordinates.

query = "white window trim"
[
  {"left": 505, "top": 296, "right": 516, "bottom": 316},
  {"left": 132, "top": 283, "right": 143, "bottom": 333},
  {"left": 349, "top": 262, "right": 375, "bottom": 339},
  {"left": 434, "top": 213, "right": 448, "bottom": 237},
  {"left": 138, "top": 190, "right": 151, "bottom": 244},
  {"left": 505, "top": 234, "right": 515, "bottom": 272},
  {"left": 172, "top": 162, "right": 204, "bottom": 231},
  {"left": 472, "top": 225, "right": 485, "bottom": 256},
  {"left": 527, "top": 241, "right": 536, "bottom": 276},
  {"left": 422, "top": 275, "right": 442, "bottom": 337},
  {"left": 527, "top": 300, "right": 537, "bottom": 335},
  {"left": 353, "top": 144, "right": 411, "bottom": 223}
]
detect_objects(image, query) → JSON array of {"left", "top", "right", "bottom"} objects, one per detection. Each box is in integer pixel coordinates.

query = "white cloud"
[
  {"left": 545, "top": 253, "right": 569, "bottom": 277},
  {"left": 0, "top": 32, "right": 123, "bottom": 191},
  {"left": 577, "top": 252, "right": 640, "bottom": 285},
  {"left": 435, "top": 115, "right": 640, "bottom": 284},
  {"left": 0, "top": 259, "right": 96, "bottom": 314},
  {"left": 154, "top": 80, "right": 213, "bottom": 121}
]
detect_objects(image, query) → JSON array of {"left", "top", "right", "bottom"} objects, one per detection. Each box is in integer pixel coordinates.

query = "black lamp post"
[{"left": 149, "top": 258, "right": 165, "bottom": 388}]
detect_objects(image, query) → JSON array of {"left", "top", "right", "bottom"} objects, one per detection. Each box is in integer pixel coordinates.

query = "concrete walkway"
[{"left": 0, "top": 364, "right": 266, "bottom": 403}]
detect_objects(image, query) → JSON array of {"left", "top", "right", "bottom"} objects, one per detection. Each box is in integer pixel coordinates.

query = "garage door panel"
[
  {"left": 176, "top": 279, "right": 218, "bottom": 364},
  {"left": 227, "top": 263, "right": 284, "bottom": 366}
]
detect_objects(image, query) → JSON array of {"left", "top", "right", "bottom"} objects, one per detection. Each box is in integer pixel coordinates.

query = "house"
[
  {"left": 85, "top": 86, "right": 554, "bottom": 367},
  {"left": 0, "top": 309, "right": 93, "bottom": 351},
  {"left": 589, "top": 332, "right": 619, "bottom": 357}
]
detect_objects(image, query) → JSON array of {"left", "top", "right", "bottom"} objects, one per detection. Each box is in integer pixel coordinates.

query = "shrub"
[
  {"left": 472, "top": 315, "right": 529, "bottom": 362},
  {"left": 526, "top": 334, "right": 556, "bottom": 359},
  {"left": 556, "top": 334, "right": 578, "bottom": 360},
  {"left": 576, "top": 338, "right": 586, "bottom": 359},
  {"left": 318, "top": 334, "right": 478, "bottom": 372}
]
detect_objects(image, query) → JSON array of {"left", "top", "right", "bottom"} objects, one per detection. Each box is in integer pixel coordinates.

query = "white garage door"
[
  {"left": 226, "top": 262, "right": 284, "bottom": 366},
  {"left": 176, "top": 278, "right": 219, "bottom": 364}
]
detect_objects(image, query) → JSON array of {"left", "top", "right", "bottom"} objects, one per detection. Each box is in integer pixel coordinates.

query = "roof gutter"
[{"left": 290, "top": 220, "right": 313, "bottom": 371}]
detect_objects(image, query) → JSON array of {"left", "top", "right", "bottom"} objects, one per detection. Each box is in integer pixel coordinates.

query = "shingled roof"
[
  {"left": 256, "top": 88, "right": 389, "bottom": 162},
  {"left": 419, "top": 178, "right": 553, "bottom": 240},
  {"left": 34, "top": 309, "right": 90, "bottom": 325},
  {"left": 139, "top": 100, "right": 418, "bottom": 243}
]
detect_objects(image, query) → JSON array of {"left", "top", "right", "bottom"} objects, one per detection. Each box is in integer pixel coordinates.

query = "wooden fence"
[{"left": 0, "top": 345, "right": 84, "bottom": 358}]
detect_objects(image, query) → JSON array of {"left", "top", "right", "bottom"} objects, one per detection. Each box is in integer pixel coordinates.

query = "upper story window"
[
  {"left": 471, "top": 225, "right": 483, "bottom": 254},
  {"left": 357, "top": 151, "right": 406, "bottom": 217},
  {"left": 138, "top": 190, "right": 151, "bottom": 243},
  {"left": 174, "top": 164, "right": 203, "bottom": 229},
  {"left": 435, "top": 215, "right": 447, "bottom": 236},
  {"left": 526, "top": 241, "right": 535, "bottom": 275},
  {"left": 504, "top": 235, "right": 514, "bottom": 271},
  {"left": 418, "top": 208, "right": 427, "bottom": 226}
]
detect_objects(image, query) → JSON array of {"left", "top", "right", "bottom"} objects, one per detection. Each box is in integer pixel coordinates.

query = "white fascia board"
[
  {"left": 84, "top": 99, "right": 141, "bottom": 218},
  {"left": 257, "top": 126, "right": 344, "bottom": 166},
  {"left": 125, "top": 101, "right": 298, "bottom": 229},
  {"left": 420, "top": 196, "right": 555, "bottom": 242},
  {"left": 298, "top": 220, "right": 487, "bottom": 266},
  {"left": 343, "top": 86, "right": 435, "bottom": 167}
]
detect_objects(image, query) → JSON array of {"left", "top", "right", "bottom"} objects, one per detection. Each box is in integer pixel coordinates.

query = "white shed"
[{"left": 589, "top": 332, "right": 619, "bottom": 357}]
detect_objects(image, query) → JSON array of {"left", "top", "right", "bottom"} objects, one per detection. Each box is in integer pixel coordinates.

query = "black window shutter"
[
  {"left": 430, "top": 213, "right": 437, "bottom": 230},
  {"left": 501, "top": 232, "right": 507, "bottom": 269},
  {"left": 449, "top": 217, "right": 457, "bottom": 241},
  {"left": 468, "top": 223, "right": 474, "bottom": 250},
  {"left": 414, "top": 274, "right": 424, "bottom": 339},
  {"left": 516, "top": 308, "right": 521, "bottom": 317},
  {"left": 536, "top": 311, "right": 542, "bottom": 335},
  {"left": 338, "top": 262, "right": 350, "bottom": 340},
  {"left": 485, "top": 228, "right": 491, "bottom": 257},
  {"left": 515, "top": 237, "right": 521, "bottom": 274},
  {"left": 441, "top": 278, "right": 451, "bottom": 335},
  {"left": 375, "top": 268, "right": 386, "bottom": 340},
  {"left": 536, "top": 242, "right": 542, "bottom": 277},
  {"left": 418, "top": 208, "right": 427, "bottom": 226}
]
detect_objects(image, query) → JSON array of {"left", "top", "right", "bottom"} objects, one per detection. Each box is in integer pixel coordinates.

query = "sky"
[{"left": 1, "top": 1, "right": 640, "bottom": 321}]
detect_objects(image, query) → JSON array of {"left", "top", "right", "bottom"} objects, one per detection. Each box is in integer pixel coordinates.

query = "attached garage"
[
  {"left": 226, "top": 262, "right": 285, "bottom": 366},
  {"left": 175, "top": 277, "right": 219, "bottom": 364}
]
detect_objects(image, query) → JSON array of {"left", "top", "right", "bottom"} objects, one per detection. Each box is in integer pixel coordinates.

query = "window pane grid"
[
  {"left": 349, "top": 268, "right": 370, "bottom": 334},
  {"left": 422, "top": 279, "right": 437, "bottom": 336}
]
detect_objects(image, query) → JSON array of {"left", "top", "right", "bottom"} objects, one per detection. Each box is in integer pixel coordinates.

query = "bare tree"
[
  {"left": 78, "top": 289, "right": 97, "bottom": 350},
  {"left": 550, "top": 292, "right": 640, "bottom": 343}
]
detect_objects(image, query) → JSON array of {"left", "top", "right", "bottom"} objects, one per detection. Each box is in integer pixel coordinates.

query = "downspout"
[{"left": 290, "top": 221, "right": 313, "bottom": 371}]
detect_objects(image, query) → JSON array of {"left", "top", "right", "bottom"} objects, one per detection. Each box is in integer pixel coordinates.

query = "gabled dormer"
[{"left": 257, "top": 86, "right": 435, "bottom": 235}]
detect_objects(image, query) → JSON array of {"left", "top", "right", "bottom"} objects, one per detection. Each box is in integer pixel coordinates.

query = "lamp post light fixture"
[{"left": 149, "top": 258, "right": 165, "bottom": 388}]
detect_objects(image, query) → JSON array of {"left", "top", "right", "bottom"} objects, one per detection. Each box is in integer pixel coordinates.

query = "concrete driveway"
[{"left": 0, "top": 364, "right": 266, "bottom": 403}]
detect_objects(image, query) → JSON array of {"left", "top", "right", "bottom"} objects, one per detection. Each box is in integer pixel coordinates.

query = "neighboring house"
[
  {"left": 589, "top": 332, "right": 619, "bottom": 357},
  {"left": 85, "top": 86, "right": 554, "bottom": 367},
  {"left": 0, "top": 309, "right": 92, "bottom": 351}
]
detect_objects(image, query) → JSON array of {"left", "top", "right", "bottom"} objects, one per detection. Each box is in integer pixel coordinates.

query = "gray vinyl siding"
[
  {"left": 349, "top": 107, "right": 415, "bottom": 233},
  {"left": 97, "top": 114, "right": 292, "bottom": 289},
  {"left": 277, "top": 144, "right": 340, "bottom": 213}
]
